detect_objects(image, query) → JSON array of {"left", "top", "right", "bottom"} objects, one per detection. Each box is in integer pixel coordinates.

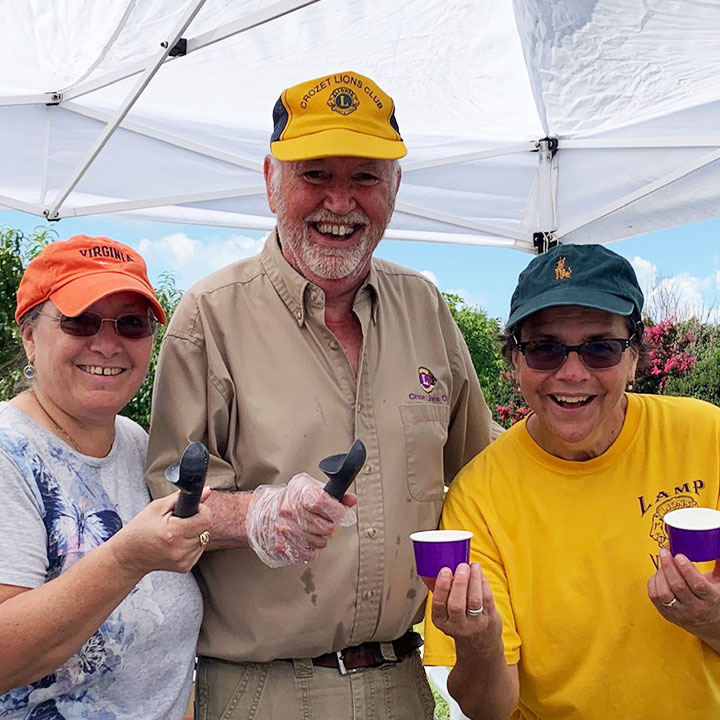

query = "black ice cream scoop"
[
  {"left": 318, "top": 439, "right": 366, "bottom": 500},
  {"left": 164, "top": 441, "right": 210, "bottom": 518}
]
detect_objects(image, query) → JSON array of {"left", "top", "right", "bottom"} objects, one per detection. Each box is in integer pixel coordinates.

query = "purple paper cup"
[
  {"left": 409, "top": 529, "right": 473, "bottom": 577},
  {"left": 664, "top": 508, "right": 720, "bottom": 562}
]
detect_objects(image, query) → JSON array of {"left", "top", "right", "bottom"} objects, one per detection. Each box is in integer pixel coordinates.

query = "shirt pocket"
[{"left": 400, "top": 404, "right": 450, "bottom": 502}]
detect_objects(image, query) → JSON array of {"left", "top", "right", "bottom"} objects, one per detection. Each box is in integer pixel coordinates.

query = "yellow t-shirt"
[{"left": 424, "top": 393, "right": 720, "bottom": 719}]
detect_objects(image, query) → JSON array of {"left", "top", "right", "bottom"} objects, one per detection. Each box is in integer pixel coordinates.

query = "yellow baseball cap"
[{"left": 270, "top": 71, "right": 407, "bottom": 161}]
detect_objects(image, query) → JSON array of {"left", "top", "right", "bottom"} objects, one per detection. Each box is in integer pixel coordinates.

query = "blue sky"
[{"left": 2, "top": 209, "right": 718, "bottom": 325}]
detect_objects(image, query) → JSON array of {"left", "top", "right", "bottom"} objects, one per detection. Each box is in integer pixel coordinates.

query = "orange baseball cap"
[
  {"left": 270, "top": 71, "right": 407, "bottom": 161},
  {"left": 15, "top": 234, "right": 166, "bottom": 324}
]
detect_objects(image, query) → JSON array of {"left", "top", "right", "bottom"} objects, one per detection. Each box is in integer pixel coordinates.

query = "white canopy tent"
[{"left": 1, "top": 0, "right": 719, "bottom": 254}]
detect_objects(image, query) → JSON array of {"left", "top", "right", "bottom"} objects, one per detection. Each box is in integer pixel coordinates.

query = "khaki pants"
[{"left": 194, "top": 652, "right": 435, "bottom": 720}]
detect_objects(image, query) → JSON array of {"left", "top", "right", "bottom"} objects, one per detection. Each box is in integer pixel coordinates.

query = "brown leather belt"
[{"left": 308, "top": 631, "right": 423, "bottom": 675}]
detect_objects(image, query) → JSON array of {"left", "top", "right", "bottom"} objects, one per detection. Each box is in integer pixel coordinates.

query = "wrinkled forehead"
[{"left": 286, "top": 156, "right": 396, "bottom": 175}]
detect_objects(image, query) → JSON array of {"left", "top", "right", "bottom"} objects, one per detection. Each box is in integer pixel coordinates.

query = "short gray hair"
[{"left": 18, "top": 302, "right": 45, "bottom": 332}]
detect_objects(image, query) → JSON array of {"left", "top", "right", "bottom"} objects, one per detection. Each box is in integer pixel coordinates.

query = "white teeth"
[
  {"left": 317, "top": 223, "right": 354, "bottom": 236},
  {"left": 80, "top": 365, "right": 124, "bottom": 376},
  {"left": 554, "top": 395, "right": 589, "bottom": 403}
]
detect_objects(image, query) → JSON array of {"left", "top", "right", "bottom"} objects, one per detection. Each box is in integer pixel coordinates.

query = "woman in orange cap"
[{"left": 0, "top": 235, "right": 211, "bottom": 719}]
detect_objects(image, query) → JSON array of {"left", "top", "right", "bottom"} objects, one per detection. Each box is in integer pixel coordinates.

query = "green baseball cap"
[{"left": 507, "top": 244, "right": 644, "bottom": 329}]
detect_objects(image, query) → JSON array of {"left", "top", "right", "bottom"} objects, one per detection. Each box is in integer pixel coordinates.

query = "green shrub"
[
  {"left": 0, "top": 226, "right": 56, "bottom": 400},
  {"left": 121, "top": 272, "right": 184, "bottom": 429},
  {"left": 663, "top": 346, "right": 720, "bottom": 406}
]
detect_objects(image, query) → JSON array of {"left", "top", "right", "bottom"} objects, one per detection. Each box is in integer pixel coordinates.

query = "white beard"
[{"left": 276, "top": 204, "right": 393, "bottom": 281}]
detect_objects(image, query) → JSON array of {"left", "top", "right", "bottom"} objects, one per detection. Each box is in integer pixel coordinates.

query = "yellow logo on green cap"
[{"left": 554, "top": 257, "right": 572, "bottom": 280}]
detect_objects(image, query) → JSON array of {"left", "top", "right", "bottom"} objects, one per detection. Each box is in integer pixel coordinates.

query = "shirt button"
[
  {"left": 310, "top": 290, "right": 318, "bottom": 301},
  {"left": 363, "top": 464, "right": 371, "bottom": 474},
  {"left": 363, "top": 590, "right": 375, "bottom": 600},
  {"left": 295, "top": 310, "right": 302, "bottom": 320},
  {"left": 328, "top": 340, "right": 339, "bottom": 351},
  {"left": 366, "top": 527, "right": 377, "bottom": 538}
]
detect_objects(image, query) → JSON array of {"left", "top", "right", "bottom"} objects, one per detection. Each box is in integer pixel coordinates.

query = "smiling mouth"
[
  {"left": 550, "top": 394, "right": 594, "bottom": 409},
  {"left": 78, "top": 365, "right": 126, "bottom": 377},
  {"left": 311, "top": 222, "right": 363, "bottom": 240}
]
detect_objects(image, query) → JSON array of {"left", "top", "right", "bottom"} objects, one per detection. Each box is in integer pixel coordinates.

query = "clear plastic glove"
[{"left": 246, "top": 472, "right": 357, "bottom": 568}]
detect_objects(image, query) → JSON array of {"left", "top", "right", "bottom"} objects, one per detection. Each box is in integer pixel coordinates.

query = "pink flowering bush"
[
  {"left": 635, "top": 318, "right": 698, "bottom": 394},
  {"left": 493, "top": 370, "right": 530, "bottom": 428}
]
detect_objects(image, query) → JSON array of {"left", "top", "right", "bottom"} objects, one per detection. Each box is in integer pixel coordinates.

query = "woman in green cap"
[{"left": 422, "top": 243, "right": 720, "bottom": 719}]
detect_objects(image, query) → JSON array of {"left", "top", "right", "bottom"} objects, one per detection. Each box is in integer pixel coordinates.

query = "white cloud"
[
  {"left": 632, "top": 255, "right": 718, "bottom": 321},
  {"left": 420, "top": 269, "right": 439, "bottom": 285},
  {"left": 445, "top": 287, "right": 494, "bottom": 316},
  {"left": 630, "top": 256, "right": 657, "bottom": 297},
  {"left": 138, "top": 231, "right": 266, "bottom": 291}
]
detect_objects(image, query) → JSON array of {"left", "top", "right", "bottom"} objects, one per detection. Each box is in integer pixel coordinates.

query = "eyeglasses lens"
[
  {"left": 115, "top": 314, "right": 154, "bottom": 339},
  {"left": 59, "top": 313, "right": 154, "bottom": 339},
  {"left": 580, "top": 341, "right": 625, "bottom": 369},
  {"left": 524, "top": 340, "right": 625, "bottom": 371}
]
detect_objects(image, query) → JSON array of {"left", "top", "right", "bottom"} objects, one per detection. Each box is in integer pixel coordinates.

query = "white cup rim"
[
  {"left": 409, "top": 530, "right": 473, "bottom": 543},
  {"left": 664, "top": 507, "right": 720, "bottom": 531}
]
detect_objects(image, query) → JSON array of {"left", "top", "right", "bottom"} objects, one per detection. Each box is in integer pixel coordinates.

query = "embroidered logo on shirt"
[
  {"left": 648, "top": 495, "right": 698, "bottom": 549},
  {"left": 554, "top": 257, "right": 572, "bottom": 280},
  {"left": 418, "top": 367, "right": 437, "bottom": 393}
]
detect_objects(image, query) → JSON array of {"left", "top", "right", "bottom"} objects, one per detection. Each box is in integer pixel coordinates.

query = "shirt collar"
[{"left": 261, "top": 229, "right": 380, "bottom": 326}]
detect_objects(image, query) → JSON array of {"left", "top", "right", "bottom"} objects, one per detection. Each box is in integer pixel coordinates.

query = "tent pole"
[
  {"left": 45, "top": 0, "right": 209, "bottom": 221},
  {"left": 60, "top": 187, "right": 267, "bottom": 218},
  {"left": 0, "top": 195, "right": 46, "bottom": 215},
  {"left": 62, "top": 0, "right": 322, "bottom": 102},
  {"left": 0, "top": 95, "right": 51, "bottom": 106},
  {"left": 532, "top": 137, "right": 558, "bottom": 253},
  {"left": 402, "top": 142, "right": 536, "bottom": 171},
  {"left": 63, "top": 101, "right": 263, "bottom": 171},
  {"left": 394, "top": 201, "right": 528, "bottom": 243},
  {"left": 561, "top": 137, "right": 720, "bottom": 150}
]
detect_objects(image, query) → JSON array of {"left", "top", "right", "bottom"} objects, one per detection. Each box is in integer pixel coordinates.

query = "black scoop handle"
[
  {"left": 318, "top": 439, "right": 366, "bottom": 500},
  {"left": 172, "top": 441, "right": 209, "bottom": 518}
]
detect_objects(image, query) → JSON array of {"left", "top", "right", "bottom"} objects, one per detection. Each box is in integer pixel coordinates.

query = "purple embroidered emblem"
[{"left": 418, "top": 366, "right": 437, "bottom": 394}]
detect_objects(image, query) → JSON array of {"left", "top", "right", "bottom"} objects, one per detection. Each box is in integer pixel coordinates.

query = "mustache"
[{"left": 304, "top": 209, "right": 370, "bottom": 225}]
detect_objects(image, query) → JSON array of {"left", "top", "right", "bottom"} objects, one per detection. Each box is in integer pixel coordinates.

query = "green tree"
[
  {"left": 121, "top": 272, "right": 184, "bottom": 429},
  {"left": 0, "top": 225, "right": 56, "bottom": 399},
  {"left": 443, "top": 293, "right": 504, "bottom": 395},
  {"left": 442, "top": 293, "right": 518, "bottom": 424},
  {"left": 663, "top": 345, "right": 720, "bottom": 406}
]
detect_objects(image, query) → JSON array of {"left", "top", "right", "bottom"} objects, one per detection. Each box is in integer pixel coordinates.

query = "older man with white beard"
[{"left": 146, "top": 71, "right": 498, "bottom": 720}]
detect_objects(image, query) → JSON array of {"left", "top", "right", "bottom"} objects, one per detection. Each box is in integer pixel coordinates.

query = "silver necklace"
[{"left": 29, "top": 388, "right": 84, "bottom": 453}]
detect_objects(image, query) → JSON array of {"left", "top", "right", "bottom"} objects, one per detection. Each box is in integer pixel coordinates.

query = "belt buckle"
[{"left": 335, "top": 649, "right": 361, "bottom": 675}]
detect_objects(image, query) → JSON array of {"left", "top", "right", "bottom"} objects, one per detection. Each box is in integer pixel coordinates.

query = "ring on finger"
[
  {"left": 466, "top": 606, "right": 484, "bottom": 617},
  {"left": 662, "top": 597, "right": 678, "bottom": 608},
  {"left": 199, "top": 530, "right": 210, "bottom": 548}
]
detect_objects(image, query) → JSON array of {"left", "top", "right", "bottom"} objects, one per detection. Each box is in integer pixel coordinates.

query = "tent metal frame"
[
  {"left": 45, "top": 0, "right": 210, "bottom": 220},
  {"left": 1, "top": 0, "right": 719, "bottom": 253}
]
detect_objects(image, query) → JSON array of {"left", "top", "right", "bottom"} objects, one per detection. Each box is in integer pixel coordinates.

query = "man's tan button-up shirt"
[{"left": 146, "top": 232, "right": 495, "bottom": 662}]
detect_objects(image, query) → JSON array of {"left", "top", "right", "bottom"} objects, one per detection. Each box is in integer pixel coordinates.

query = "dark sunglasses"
[
  {"left": 39, "top": 311, "right": 156, "bottom": 339},
  {"left": 515, "top": 335, "right": 635, "bottom": 371}
]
